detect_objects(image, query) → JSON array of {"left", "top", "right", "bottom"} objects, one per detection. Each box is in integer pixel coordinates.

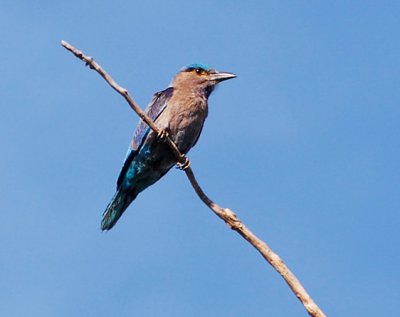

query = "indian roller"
[{"left": 101, "top": 64, "right": 236, "bottom": 230}]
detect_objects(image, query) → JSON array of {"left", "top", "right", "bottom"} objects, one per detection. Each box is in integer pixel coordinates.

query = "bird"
[{"left": 101, "top": 64, "right": 236, "bottom": 230}]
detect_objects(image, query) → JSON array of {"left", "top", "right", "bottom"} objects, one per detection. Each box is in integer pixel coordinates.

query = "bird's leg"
[
  {"left": 176, "top": 155, "right": 191, "bottom": 170},
  {"left": 156, "top": 128, "right": 170, "bottom": 142}
]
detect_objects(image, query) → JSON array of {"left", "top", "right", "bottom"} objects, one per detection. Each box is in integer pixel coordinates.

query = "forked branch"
[{"left": 61, "top": 40, "right": 326, "bottom": 317}]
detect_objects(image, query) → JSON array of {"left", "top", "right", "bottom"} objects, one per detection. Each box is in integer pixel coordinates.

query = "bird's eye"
[{"left": 195, "top": 68, "right": 203, "bottom": 75}]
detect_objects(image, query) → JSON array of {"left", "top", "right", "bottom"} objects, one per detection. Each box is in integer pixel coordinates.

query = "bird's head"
[{"left": 171, "top": 63, "right": 236, "bottom": 97}]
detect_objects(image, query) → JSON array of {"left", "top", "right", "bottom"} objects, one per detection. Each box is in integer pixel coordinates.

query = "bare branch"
[{"left": 61, "top": 40, "right": 327, "bottom": 317}]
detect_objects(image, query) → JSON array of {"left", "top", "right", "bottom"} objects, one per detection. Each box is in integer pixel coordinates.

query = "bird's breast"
[{"left": 157, "top": 95, "right": 208, "bottom": 154}]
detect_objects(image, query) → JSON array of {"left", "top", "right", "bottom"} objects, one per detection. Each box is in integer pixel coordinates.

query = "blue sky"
[{"left": 1, "top": 1, "right": 399, "bottom": 316}]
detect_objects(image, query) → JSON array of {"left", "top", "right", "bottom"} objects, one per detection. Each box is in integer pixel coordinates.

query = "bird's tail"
[{"left": 101, "top": 189, "right": 136, "bottom": 231}]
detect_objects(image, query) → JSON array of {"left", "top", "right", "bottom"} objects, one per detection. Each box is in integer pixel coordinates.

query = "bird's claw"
[
  {"left": 157, "top": 129, "right": 169, "bottom": 142},
  {"left": 176, "top": 156, "right": 190, "bottom": 170}
]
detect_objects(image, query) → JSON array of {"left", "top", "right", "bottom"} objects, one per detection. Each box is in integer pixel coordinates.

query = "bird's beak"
[{"left": 208, "top": 71, "right": 237, "bottom": 82}]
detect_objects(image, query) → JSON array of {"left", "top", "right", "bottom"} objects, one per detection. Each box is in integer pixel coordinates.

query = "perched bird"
[{"left": 101, "top": 64, "right": 236, "bottom": 230}]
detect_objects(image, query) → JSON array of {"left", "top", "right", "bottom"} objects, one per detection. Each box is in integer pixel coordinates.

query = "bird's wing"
[{"left": 116, "top": 87, "right": 174, "bottom": 189}]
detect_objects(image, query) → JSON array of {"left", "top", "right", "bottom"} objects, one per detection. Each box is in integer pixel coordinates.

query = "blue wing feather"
[{"left": 116, "top": 87, "right": 174, "bottom": 189}]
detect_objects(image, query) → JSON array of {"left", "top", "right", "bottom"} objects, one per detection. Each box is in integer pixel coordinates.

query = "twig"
[{"left": 61, "top": 40, "right": 327, "bottom": 317}]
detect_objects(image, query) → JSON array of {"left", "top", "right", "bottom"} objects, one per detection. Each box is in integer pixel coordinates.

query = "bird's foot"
[
  {"left": 157, "top": 129, "right": 170, "bottom": 142},
  {"left": 176, "top": 156, "right": 191, "bottom": 170}
]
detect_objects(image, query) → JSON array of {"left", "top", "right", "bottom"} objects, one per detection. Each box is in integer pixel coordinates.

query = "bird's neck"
[{"left": 175, "top": 85, "right": 213, "bottom": 100}]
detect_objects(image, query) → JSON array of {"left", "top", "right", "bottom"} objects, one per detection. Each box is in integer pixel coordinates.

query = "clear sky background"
[{"left": 1, "top": 1, "right": 399, "bottom": 316}]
